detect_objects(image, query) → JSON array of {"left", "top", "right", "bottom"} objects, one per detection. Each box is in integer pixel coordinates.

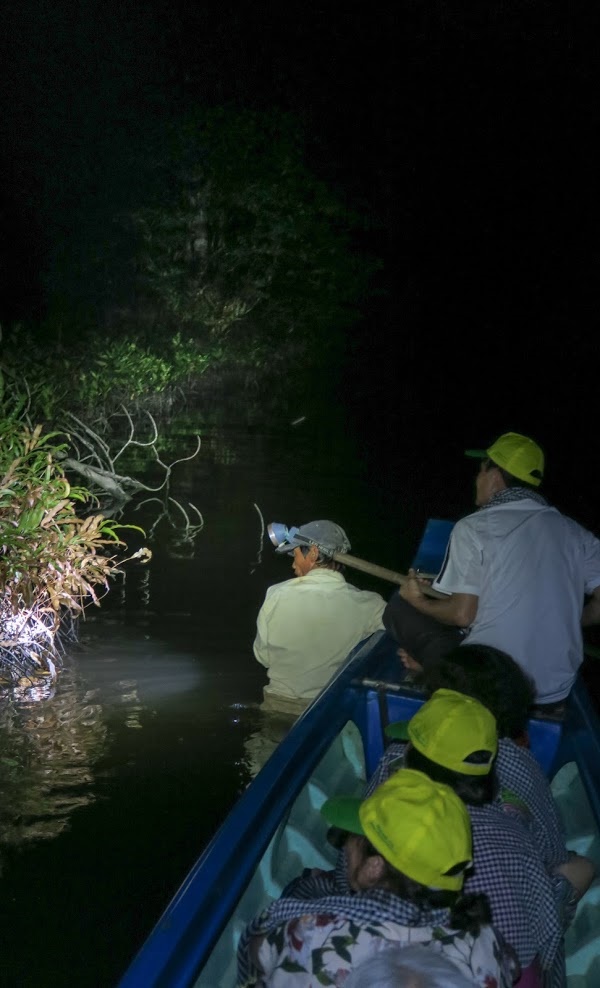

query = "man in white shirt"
[
  {"left": 254, "top": 520, "right": 386, "bottom": 712},
  {"left": 387, "top": 433, "right": 600, "bottom": 707}
]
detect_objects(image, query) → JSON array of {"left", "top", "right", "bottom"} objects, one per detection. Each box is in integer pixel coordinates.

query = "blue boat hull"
[{"left": 117, "top": 629, "right": 600, "bottom": 987}]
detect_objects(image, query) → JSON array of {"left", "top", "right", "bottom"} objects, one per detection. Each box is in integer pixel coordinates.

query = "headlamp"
[
  {"left": 267, "top": 521, "right": 339, "bottom": 557},
  {"left": 268, "top": 522, "right": 301, "bottom": 549}
]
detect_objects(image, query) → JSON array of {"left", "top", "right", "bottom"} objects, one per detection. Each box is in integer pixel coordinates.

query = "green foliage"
[
  {"left": 0, "top": 379, "right": 145, "bottom": 688},
  {"left": 0, "top": 325, "right": 216, "bottom": 421},
  {"left": 81, "top": 339, "right": 173, "bottom": 403},
  {"left": 0, "top": 326, "right": 71, "bottom": 421},
  {"left": 0, "top": 418, "right": 135, "bottom": 625},
  {"left": 75, "top": 332, "right": 217, "bottom": 413},
  {"left": 0, "top": 110, "right": 379, "bottom": 423},
  {"left": 129, "top": 108, "right": 378, "bottom": 355}
]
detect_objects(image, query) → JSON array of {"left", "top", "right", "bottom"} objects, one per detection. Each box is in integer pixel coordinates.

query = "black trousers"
[{"left": 382, "top": 592, "right": 463, "bottom": 669}]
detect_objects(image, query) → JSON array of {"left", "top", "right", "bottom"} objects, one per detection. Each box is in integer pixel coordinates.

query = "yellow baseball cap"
[
  {"left": 321, "top": 768, "right": 472, "bottom": 891},
  {"left": 465, "top": 431, "right": 544, "bottom": 486},
  {"left": 385, "top": 689, "right": 498, "bottom": 776}
]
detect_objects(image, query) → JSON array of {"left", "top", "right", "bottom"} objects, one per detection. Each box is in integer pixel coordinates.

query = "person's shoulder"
[
  {"left": 558, "top": 509, "right": 600, "bottom": 539},
  {"left": 496, "top": 740, "right": 554, "bottom": 801},
  {"left": 300, "top": 568, "right": 345, "bottom": 587},
  {"left": 465, "top": 499, "right": 553, "bottom": 530},
  {"left": 536, "top": 509, "right": 600, "bottom": 558},
  {"left": 452, "top": 509, "right": 479, "bottom": 529},
  {"left": 498, "top": 736, "right": 542, "bottom": 770},
  {"left": 345, "top": 584, "right": 387, "bottom": 612},
  {"left": 471, "top": 801, "right": 540, "bottom": 849},
  {"left": 345, "top": 580, "right": 385, "bottom": 599},
  {"left": 263, "top": 577, "right": 301, "bottom": 600}
]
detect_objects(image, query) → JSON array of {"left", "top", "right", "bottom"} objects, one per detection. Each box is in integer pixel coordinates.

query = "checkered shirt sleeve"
[
  {"left": 496, "top": 738, "right": 569, "bottom": 868},
  {"left": 365, "top": 741, "right": 406, "bottom": 795},
  {"left": 467, "top": 805, "right": 564, "bottom": 981}
]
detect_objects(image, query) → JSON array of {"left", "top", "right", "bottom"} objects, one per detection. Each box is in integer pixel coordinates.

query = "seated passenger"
[
  {"left": 254, "top": 520, "right": 385, "bottom": 713},
  {"left": 236, "top": 769, "right": 516, "bottom": 987},
  {"left": 369, "top": 688, "right": 564, "bottom": 986},
  {"left": 403, "top": 643, "right": 596, "bottom": 911}
]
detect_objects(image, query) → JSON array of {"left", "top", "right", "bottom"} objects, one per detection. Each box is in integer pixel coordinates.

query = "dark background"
[
  {"left": 2, "top": 9, "right": 600, "bottom": 982},
  {"left": 1, "top": 1, "right": 598, "bottom": 520}
]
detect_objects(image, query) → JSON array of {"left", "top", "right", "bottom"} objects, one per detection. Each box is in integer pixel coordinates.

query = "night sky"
[{"left": 1, "top": 2, "right": 598, "bottom": 515}]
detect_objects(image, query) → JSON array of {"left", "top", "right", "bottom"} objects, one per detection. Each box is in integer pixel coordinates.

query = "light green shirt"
[{"left": 254, "top": 568, "right": 385, "bottom": 701}]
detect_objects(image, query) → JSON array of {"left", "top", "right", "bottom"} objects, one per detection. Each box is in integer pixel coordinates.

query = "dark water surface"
[{"left": 0, "top": 409, "right": 430, "bottom": 988}]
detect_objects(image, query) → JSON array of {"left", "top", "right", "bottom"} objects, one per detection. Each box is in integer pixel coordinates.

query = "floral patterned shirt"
[{"left": 237, "top": 870, "right": 516, "bottom": 987}]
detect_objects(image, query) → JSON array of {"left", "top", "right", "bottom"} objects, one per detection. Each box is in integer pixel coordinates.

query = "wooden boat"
[{"left": 117, "top": 524, "right": 600, "bottom": 988}]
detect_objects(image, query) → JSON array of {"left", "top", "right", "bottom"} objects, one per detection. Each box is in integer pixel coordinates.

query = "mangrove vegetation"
[{"left": 0, "top": 105, "right": 380, "bottom": 686}]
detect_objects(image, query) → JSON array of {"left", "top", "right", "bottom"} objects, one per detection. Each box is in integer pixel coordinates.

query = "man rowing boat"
[{"left": 384, "top": 432, "right": 600, "bottom": 708}]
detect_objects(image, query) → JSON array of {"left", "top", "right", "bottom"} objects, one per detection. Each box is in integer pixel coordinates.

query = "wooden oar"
[
  {"left": 330, "top": 551, "right": 448, "bottom": 600},
  {"left": 332, "top": 556, "right": 600, "bottom": 640}
]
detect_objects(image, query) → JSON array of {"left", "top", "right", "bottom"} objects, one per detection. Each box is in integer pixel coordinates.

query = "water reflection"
[
  {"left": 0, "top": 662, "right": 107, "bottom": 847},
  {"left": 0, "top": 631, "right": 207, "bottom": 853},
  {"left": 240, "top": 707, "right": 297, "bottom": 779},
  {"left": 0, "top": 416, "right": 389, "bottom": 987}
]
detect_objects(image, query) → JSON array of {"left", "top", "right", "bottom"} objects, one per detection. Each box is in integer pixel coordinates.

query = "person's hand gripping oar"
[{"left": 394, "top": 568, "right": 434, "bottom": 674}]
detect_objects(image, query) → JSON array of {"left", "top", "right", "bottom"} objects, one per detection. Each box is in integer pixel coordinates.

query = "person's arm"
[
  {"left": 399, "top": 569, "right": 478, "bottom": 628},
  {"left": 554, "top": 853, "right": 596, "bottom": 900},
  {"left": 253, "top": 582, "right": 301, "bottom": 669},
  {"left": 253, "top": 594, "right": 276, "bottom": 667},
  {"left": 582, "top": 584, "right": 600, "bottom": 628}
]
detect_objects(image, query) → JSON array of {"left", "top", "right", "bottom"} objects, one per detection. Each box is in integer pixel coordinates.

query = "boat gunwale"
[{"left": 117, "top": 631, "right": 397, "bottom": 987}]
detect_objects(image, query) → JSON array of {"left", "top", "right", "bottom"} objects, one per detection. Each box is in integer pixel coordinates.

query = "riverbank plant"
[{"left": 0, "top": 393, "right": 144, "bottom": 685}]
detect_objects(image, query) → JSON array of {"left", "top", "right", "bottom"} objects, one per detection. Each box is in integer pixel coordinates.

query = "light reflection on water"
[
  {"left": 0, "top": 663, "right": 106, "bottom": 848},
  {"left": 0, "top": 634, "right": 210, "bottom": 850},
  {"left": 0, "top": 416, "right": 398, "bottom": 987}
]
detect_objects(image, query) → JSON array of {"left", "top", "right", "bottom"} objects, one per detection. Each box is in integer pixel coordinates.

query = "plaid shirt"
[
  {"left": 367, "top": 743, "right": 565, "bottom": 985},
  {"left": 467, "top": 806, "right": 563, "bottom": 974},
  {"left": 495, "top": 738, "right": 569, "bottom": 869}
]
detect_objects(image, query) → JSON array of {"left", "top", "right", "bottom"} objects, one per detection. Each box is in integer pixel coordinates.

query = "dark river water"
[
  {"left": 2, "top": 402, "right": 600, "bottom": 988},
  {"left": 0, "top": 405, "right": 434, "bottom": 988}
]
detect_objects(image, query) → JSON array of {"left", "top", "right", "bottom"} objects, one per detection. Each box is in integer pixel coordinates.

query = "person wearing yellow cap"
[
  {"left": 368, "top": 689, "right": 567, "bottom": 985},
  {"left": 419, "top": 642, "right": 596, "bottom": 908},
  {"left": 236, "top": 768, "right": 516, "bottom": 987},
  {"left": 385, "top": 431, "right": 600, "bottom": 708}
]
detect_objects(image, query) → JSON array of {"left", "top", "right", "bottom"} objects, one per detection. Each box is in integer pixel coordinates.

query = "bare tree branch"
[
  {"left": 112, "top": 407, "right": 159, "bottom": 465},
  {"left": 56, "top": 410, "right": 201, "bottom": 504},
  {"left": 134, "top": 495, "right": 204, "bottom": 552},
  {"left": 150, "top": 434, "right": 202, "bottom": 475}
]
